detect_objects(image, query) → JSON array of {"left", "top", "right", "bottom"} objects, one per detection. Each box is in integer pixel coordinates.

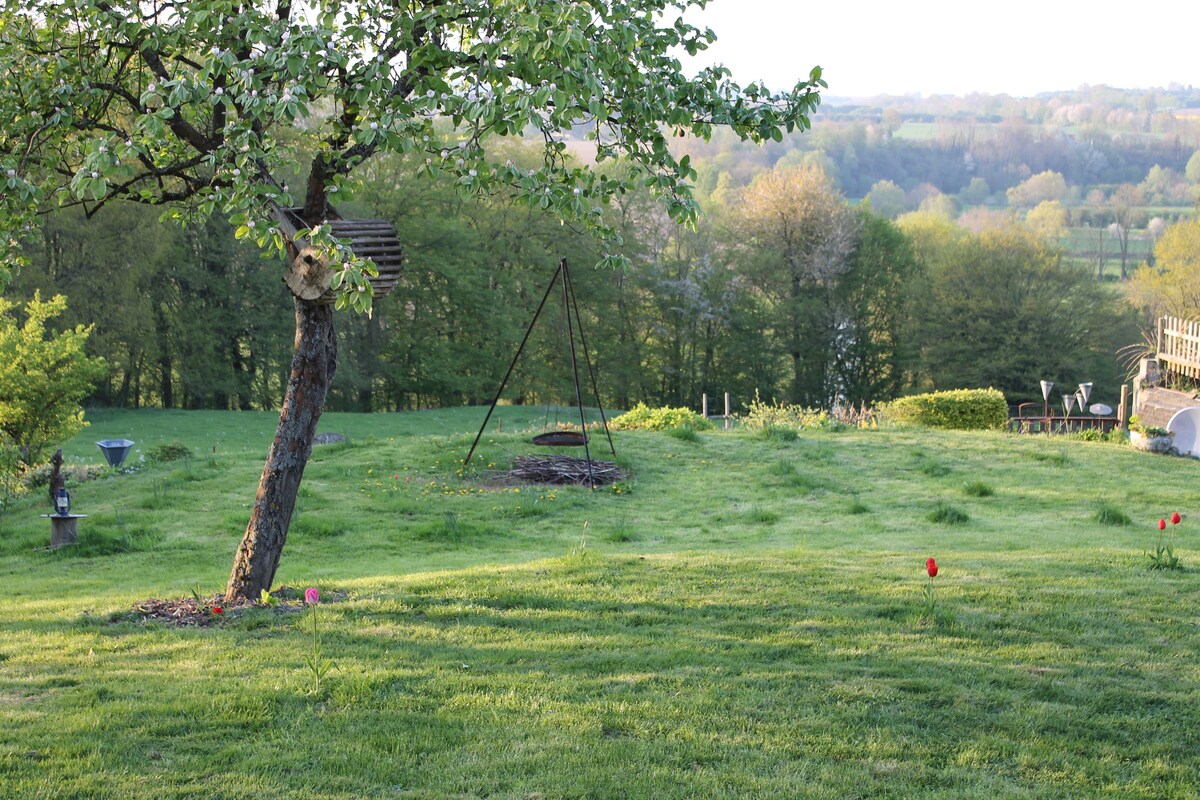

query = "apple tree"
[{"left": 0, "top": 0, "right": 824, "bottom": 601}]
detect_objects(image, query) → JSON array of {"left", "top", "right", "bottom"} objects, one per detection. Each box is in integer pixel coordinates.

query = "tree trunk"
[
  {"left": 159, "top": 355, "right": 173, "bottom": 409},
  {"left": 225, "top": 298, "right": 337, "bottom": 602}
]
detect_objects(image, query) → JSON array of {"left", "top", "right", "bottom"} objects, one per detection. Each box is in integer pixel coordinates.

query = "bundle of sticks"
[{"left": 509, "top": 455, "right": 627, "bottom": 486}]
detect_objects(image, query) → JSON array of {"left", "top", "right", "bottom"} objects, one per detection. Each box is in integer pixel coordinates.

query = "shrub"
[
  {"left": 148, "top": 442, "right": 192, "bottom": 462},
  {"left": 22, "top": 461, "right": 107, "bottom": 488},
  {"left": 610, "top": 403, "right": 712, "bottom": 432},
  {"left": 1128, "top": 415, "right": 1170, "bottom": 437},
  {"left": 0, "top": 437, "right": 23, "bottom": 512},
  {"left": 0, "top": 292, "right": 107, "bottom": 468},
  {"left": 740, "top": 393, "right": 831, "bottom": 432},
  {"left": 883, "top": 388, "right": 1007, "bottom": 431}
]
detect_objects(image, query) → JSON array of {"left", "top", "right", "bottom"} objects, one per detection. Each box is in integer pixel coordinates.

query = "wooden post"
[
  {"left": 724, "top": 392, "right": 731, "bottom": 430},
  {"left": 702, "top": 393, "right": 708, "bottom": 419},
  {"left": 43, "top": 514, "right": 85, "bottom": 548},
  {"left": 1119, "top": 384, "right": 1130, "bottom": 430}
]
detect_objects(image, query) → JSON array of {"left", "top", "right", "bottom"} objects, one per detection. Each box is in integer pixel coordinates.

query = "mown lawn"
[{"left": 1, "top": 408, "right": 1198, "bottom": 798}]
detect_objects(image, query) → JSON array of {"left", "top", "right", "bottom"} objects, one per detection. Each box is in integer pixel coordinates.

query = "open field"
[
  {"left": 2, "top": 408, "right": 1199, "bottom": 798},
  {"left": 1056, "top": 226, "right": 1156, "bottom": 280}
]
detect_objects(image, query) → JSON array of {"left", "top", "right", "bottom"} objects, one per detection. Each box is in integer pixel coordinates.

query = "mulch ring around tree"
[
  {"left": 487, "top": 455, "right": 628, "bottom": 487},
  {"left": 111, "top": 585, "right": 341, "bottom": 628}
]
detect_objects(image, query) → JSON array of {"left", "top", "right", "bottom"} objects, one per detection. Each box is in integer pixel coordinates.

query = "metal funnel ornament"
[{"left": 1078, "top": 382, "right": 1093, "bottom": 408}]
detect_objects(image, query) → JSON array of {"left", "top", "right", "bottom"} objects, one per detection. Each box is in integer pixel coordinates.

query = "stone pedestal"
[
  {"left": 42, "top": 514, "right": 85, "bottom": 548},
  {"left": 1138, "top": 357, "right": 1160, "bottom": 387}
]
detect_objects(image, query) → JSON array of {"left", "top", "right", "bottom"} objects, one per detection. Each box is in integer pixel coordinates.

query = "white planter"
[{"left": 1130, "top": 430, "right": 1175, "bottom": 454}]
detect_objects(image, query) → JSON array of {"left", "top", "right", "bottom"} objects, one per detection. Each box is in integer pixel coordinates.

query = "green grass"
[
  {"left": 2, "top": 408, "right": 1199, "bottom": 798},
  {"left": 1094, "top": 500, "right": 1133, "bottom": 527},
  {"left": 927, "top": 501, "right": 970, "bottom": 525},
  {"left": 963, "top": 479, "right": 995, "bottom": 498}
]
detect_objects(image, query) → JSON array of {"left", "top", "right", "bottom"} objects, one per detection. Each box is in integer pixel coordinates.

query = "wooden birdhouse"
[
  {"left": 325, "top": 217, "right": 404, "bottom": 297},
  {"left": 273, "top": 205, "right": 404, "bottom": 302}
]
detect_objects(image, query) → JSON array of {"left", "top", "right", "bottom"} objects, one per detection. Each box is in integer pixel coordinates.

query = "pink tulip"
[{"left": 305, "top": 587, "right": 319, "bottom": 605}]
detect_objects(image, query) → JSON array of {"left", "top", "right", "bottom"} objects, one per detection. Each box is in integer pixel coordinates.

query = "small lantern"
[{"left": 54, "top": 488, "right": 71, "bottom": 517}]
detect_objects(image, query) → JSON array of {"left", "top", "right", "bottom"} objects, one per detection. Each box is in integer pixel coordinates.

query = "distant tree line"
[
  {"left": 685, "top": 116, "right": 1197, "bottom": 202},
  {"left": 13, "top": 141, "right": 1141, "bottom": 412}
]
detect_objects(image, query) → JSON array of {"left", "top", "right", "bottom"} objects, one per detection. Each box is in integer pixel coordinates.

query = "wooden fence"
[
  {"left": 701, "top": 393, "right": 733, "bottom": 430},
  {"left": 1158, "top": 316, "right": 1200, "bottom": 381}
]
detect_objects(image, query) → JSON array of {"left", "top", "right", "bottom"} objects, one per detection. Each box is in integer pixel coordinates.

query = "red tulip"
[
  {"left": 1171, "top": 512, "right": 1181, "bottom": 525},
  {"left": 926, "top": 557, "right": 938, "bottom": 578},
  {"left": 212, "top": 606, "right": 223, "bottom": 615},
  {"left": 1159, "top": 518, "right": 1167, "bottom": 531}
]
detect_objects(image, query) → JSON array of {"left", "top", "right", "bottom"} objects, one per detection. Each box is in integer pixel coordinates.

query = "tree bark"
[
  {"left": 159, "top": 355, "right": 173, "bottom": 409},
  {"left": 225, "top": 297, "right": 336, "bottom": 602}
]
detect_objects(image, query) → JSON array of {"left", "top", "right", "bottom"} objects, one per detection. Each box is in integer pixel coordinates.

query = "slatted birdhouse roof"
[{"left": 273, "top": 205, "right": 404, "bottom": 299}]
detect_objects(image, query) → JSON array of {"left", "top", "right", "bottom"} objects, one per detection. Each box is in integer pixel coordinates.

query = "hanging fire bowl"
[{"left": 531, "top": 431, "right": 589, "bottom": 447}]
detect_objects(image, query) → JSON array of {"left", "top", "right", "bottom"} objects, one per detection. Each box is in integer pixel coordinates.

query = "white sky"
[{"left": 681, "top": 0, "right": 1194, "bottom": 98}]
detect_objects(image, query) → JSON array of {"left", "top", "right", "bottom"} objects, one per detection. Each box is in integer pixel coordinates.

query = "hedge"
[
  {"left": 883, "top": 388, "right": 1008, "bottom": 431},
  {"left": 610, "top": 403, "right": 713, "bottom": 432}
]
